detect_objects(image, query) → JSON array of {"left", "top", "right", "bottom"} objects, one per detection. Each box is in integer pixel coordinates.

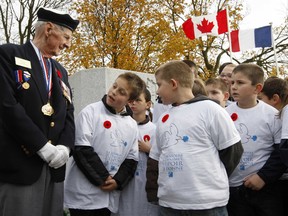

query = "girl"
[{"left": 64, "top": 72, "right": 146, "bottom": 216}]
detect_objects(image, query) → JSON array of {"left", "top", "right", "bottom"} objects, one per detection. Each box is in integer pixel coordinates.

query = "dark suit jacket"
[{"left": 0, "top": 41, "right": 75, "bottom": 185}]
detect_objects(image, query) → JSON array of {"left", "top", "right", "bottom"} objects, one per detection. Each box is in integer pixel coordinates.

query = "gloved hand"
[
  {"left": 37, "top": 142, "right": 59, "bottom": 163},
  {"left": 49, "top": 145, "right": 70, "bottom": 169}
]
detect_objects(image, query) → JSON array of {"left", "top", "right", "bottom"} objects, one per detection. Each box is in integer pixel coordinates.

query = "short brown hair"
[
  {"left": 232, "top": 63, "right": 264, "bottom": 85},
  {"left": 117, "top": 72, "right": 146, "bottom": 101},
  {"left": 155, "top": 60, "right": 193, "bottom": 88},
  {"left": 205, "top": 78, "right": 229, "bottom": 93}
]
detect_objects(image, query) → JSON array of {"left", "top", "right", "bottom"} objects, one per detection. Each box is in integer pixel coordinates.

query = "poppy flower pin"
[
  {"left": 231, "top": 113, "right": 238, "bottom": 121},
  {"left": 162, "top": 114, "right": 169, "bottom": 123},
  {"left": 103, "top": 120, "right": 112, "bottom": 129},
  {"left": 56, "top": 69, "right": 62, "bottom": 79},
  {"left": 143, "top": 135, "right": 150, "bottom": 141}
]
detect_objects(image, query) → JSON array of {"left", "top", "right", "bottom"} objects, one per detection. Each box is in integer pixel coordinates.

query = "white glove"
[
  {"left": 37, "top": 142, "right": 59, "bottom": 163},
  {"left": 48, "top": 145, "right": 70, "bottom": 169}
]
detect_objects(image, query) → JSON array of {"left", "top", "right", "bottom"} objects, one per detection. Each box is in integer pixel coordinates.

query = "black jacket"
[{"left": 0, "top": 41, "right": 75, "bottom": 184}]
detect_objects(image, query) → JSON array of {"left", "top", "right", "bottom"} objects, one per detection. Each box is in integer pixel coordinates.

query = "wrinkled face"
[
  {"left": 44, "top": 24, "right": 72, "bottom": 57},
  {"left": 206, "top": 84, "right": 227, "bottom": 107},
  {"left": 128, "top": 92, "right": 150, "bottom": 115},
  {"left": 155, "top": 74, "right": 174, "bottom": 105},
  {"left": 106, "top": 77, "right": 131, "bottom": 112},
  {"left": 231, "top": 72, "right": 258, "bottom": 105},
  {"left": 219, "top": 65, "right": 234, "bottom": 87}
]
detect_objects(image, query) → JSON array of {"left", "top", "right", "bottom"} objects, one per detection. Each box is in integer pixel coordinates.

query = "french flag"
[{"left": 230, "top": 25, "right": 272, "bottom": 52}]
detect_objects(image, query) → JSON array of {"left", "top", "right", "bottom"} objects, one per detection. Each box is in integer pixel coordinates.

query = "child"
[
  {"left": 258, "top": 76, "right": 288, "bottom": 111},
  {"left": 112, "top": 88, "right": 159, "bottom": 216},
  {"left": 152, "top": 59, "right": 199, "bottom": 123},
  {"left": 64, "top": 72, "right": 146, "bottom": 216},
  {"left": 147, "top": 60, "right": 242, "bottom": 216},
  {"left": 226, "top": 64, "right": 286, "bottom": 216},
  {"left": 205, "top": 78, "right": 230, "bottom": 107},
  {"left": 258, "top": 76, "right": 288, "bottom": 215}
]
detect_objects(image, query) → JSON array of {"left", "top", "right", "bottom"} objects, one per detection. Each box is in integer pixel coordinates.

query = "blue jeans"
[{"left": 159, "top": 206, "right": 228, "bottom": 216}]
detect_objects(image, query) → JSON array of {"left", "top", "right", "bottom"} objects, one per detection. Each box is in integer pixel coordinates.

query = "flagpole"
[
  {"left": 226, "top": 7, "right": 233, "bottom": 63},
  {"left": 270, "top": 22, "right": 279, "bottom": 77}
]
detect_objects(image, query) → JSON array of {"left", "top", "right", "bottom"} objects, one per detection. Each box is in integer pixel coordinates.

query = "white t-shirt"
[
  {"left": 112, "top": 120, "right": 159, "bottom": 216},
  {"left": 149, "top": 100, "right": 240, "bottom": 210},
  {"left": 152, "top": 102, "right": 170, "bottom": 124},
  {"left": 226, "top": 100, "right": 282, "bottom": 187},
  {"left": 64, "top": 101, "right": 139, "bottom": 213},
  {"left": 281, "top": 105, "right": 288, "bottom": 139}
]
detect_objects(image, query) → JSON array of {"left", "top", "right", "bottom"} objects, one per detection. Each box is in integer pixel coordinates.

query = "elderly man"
[{"left": 0, "top": 7, "right": 79, "bottom": 216}]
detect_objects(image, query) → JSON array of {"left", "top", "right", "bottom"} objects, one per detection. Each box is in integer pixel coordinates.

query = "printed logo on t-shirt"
[
  {"left": 162, "top": 123, "right": 189, "bottom": 149},
  {"left": 237, "top": 123, "right": 257, "bottom": 144},
  {"left": 110, "top": 129, "right": 128, "bottom": 147},
  {"left": 239, "top": 152, "right": 254, "bottom": 170},
  {"left": 160, "top": 153, "right": 184, "bottom": 177}
]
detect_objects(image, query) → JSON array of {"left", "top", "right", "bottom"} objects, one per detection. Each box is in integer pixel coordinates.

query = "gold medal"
[
  {"left": 41, "top": 102, "right": 54, "bottom": 116},
  {"left": 22, "top": 82, "right": 30, "bottom": 89}
]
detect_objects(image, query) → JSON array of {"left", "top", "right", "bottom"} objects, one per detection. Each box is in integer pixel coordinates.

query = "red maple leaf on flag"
[{"left": 197, "top": 18, "right": 214, "bottom": 33}]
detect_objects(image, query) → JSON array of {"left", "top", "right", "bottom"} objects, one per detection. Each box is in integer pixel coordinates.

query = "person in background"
[
  {"left": 193, "top": 78, "right": 208, "bottom": 96},
  {"left": 64, "top": 72, "right": 146, "bottom": 216},
  {"left": 258, "top": 76, "right": 288, "bottom": 216},
  {"left": 219, "top": 62, "right": 237, "bottom": 105},
  {"left": 147, "top": 60, "right": 242, "bottom": 216},
  {"left": 0, "top": 7, "right": 78, "bottom": 216},
  {"left": 258, "top": 76, "right": 288, "bottom": 111},
  {"left": 112, "top": 88, "right": 159, "bottom": 216},
  {"left": 226, "top": 64, "right": 286, "bottom": 216},
  {"left": 205, "top": 78, "right": 230, "bottom": 108}
]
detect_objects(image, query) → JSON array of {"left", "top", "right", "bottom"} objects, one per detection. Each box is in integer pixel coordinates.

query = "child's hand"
[
  {"left": 243, "top": 174, "right": 265, "bottom": 190},
  {"left": 100, "top": 176, "right": 117, "bottom": 191},
  {"left": 138, "top": 139, "right": 151, "bottom": 153}
]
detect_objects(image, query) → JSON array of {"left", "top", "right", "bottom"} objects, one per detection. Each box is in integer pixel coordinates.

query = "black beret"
[{"left": 37, "top": 7, "right": 79, "bottom": 31}]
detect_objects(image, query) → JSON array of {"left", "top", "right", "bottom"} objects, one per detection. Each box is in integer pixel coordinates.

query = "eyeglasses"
[{"left": 219, "top": 73, "right": 232, "bottom": 78}]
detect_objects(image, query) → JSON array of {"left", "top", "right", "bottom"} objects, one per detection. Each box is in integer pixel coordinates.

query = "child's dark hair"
[
  {"left": 262, "top": 77, "right": 288, "bottom": 102},
  {"left": 118, "top": 72, "right": 146, "bottom": 101},
  {"left": 143, "top": 88, "right": 153, "bottom": 121}
]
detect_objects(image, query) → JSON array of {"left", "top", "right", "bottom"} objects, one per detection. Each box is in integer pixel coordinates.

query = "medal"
[
  {"left": 22, "top": 82, "right": 30, "bottom": 89},
  {"left": 41, "top": 102, "right": 54, "bottom": 116}
]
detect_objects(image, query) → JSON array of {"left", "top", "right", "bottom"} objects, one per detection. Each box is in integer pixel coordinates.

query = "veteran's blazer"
[{"left": 0, "top": 41, "right": 75, "bottom": 185}]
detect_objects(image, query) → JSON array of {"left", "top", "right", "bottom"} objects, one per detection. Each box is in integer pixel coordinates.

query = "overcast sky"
[{"left": 240, "top": 0, "right": 288, "bottom": 28}]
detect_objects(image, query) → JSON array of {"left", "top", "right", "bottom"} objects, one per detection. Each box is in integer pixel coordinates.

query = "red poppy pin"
[
  {"left": 231, "top": 113, "right": 238, "bottom": 121},
  {"left": 103, "top": 120, "right": 112, "bottom": 129},
  {"left": 143, "top": 135, "right": 150, "bottom": 141},
  {"left": 162, "top": 114, "right": 169, "bottom": 123},
  {"left": 56, "top": 69, "right": 62, "bottom": 79}
]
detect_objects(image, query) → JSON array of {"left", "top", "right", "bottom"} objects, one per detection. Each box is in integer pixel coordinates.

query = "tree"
[
  {"left": 0, "top": 0, "right": 72, "bottom": 44},
  {"left": 60, "top": 0, "right": 245, "bottom": 76}
]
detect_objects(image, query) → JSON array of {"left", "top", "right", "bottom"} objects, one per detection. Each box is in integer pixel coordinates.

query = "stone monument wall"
[{"left": 69, "top": 67, "right": 157, "bottom": 115}]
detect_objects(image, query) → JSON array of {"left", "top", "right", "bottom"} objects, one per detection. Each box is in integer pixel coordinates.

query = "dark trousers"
[
  {"left": 69, "top": 208, "right": 111, "bottom": 216},
  {"left": 227, "top": 182, "right": 283, "bottom": 216}
]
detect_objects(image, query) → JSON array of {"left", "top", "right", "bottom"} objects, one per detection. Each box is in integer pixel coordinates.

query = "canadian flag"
[{"left": 182, "top": 9, "right": 228, "bottom": 40}]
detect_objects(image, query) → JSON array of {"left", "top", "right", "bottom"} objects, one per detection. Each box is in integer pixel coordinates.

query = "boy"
[
  {"left": 226, "top": 64, "right": 286, "bottom": 216},
  {"left": 147, "top": 60, "right": 242, "bottom": 216},
  {"left": 205, "top": 78, "right": 230, "bottom": 107},
  {"left": 258, "top": 76, "right": 288, "bottom": 111},
  {"left": 64, "top": 72, "right": 146, "bottom": 216}
]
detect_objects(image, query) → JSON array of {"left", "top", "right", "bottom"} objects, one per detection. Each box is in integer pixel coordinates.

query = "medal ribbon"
[{"left": 40, "top": 55, "right": 52, "bottom": 98}]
